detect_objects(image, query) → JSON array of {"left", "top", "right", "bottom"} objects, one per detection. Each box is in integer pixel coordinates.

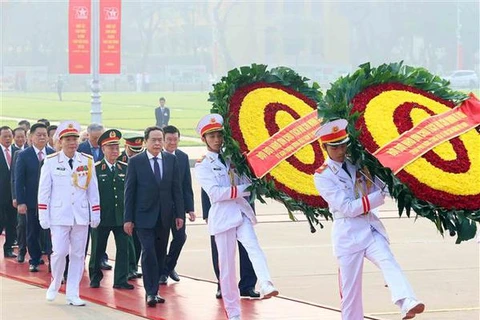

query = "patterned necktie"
[
  {"left": 68, "top": 158, "right": 73, "bottom": 169},
  {"left": 153, "top": 157, "right": 161, "bottom": 182},
  {"left": 342, "top": 162, "right": 352, "bottom": 178},
  {"left": 38, "top": 151, "right": 44, "bottom": 162},
  {"left": 5, "top": 148, "right": 11, "bottom": 167}
]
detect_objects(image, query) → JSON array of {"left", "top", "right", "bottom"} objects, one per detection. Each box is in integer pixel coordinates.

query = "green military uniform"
[
  {"left": 118, "top": 133, "right": 144, "bottom": 279},
  {"left": 89, "top": 130, "right": 132, "bottom": 289}
]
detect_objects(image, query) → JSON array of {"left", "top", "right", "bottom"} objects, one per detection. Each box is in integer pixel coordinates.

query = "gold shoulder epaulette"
[
  {"left": 196, "top": 155, "right": 206, "bottom": 163},
  {"left": 46, "top": 151, "right": 59, "bottom": 159},
  {"left": 118, "top": 160, "right": 128, "bottom": 166},
  {"left": 81, "top": 152, "right": 93, "bottom": 159},
  {"left": 315, "top": 163, "right": 329, "bottom": 174}
]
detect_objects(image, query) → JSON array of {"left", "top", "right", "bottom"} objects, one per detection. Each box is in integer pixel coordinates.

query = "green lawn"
[{"left": 0, "top": 91, "right": 212, "bottom": 145}]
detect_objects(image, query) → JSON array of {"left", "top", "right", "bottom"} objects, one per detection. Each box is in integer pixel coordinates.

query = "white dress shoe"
[
  {"left": 401, "top": 298, "right": 425, "bottom": 319},
  {"left": 46, "top": 289, "right": 57, "bottom": 302},
  {"left": 260, "top": 282, "right": 279, "bottom": 299},
  {"left": 66, "top": 296, "right": 86, "bottom": 306},
  {"left": 229, "top": 316, "right": 240, "bottom": 320}
]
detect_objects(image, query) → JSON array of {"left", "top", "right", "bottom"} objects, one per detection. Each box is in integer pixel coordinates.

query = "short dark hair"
[
  {"left": 47, "top": 125, "right": 57, "bottom": 136},
  {"left": 31, "top": 123, "right": 47, "bottom": 133},
  {"left": 0, "top": 126, "right": 13, "bottom": 134},
  {"left": 159, "top": 97, "right": 166, "bottom": 102},
  {"left": 163, "top": 125, "right": 180, "bottom": 137},
  {"left": 144, "top": 126, "right": 163, "bottom": 140},
  {"left": 37, "top": 118, "right": 50, "bottom": 127},
  {"left": 13, "top": 127, "right": 26, "bottom": 135},
  {"left": 18, "top": 120, "right": 31, "bottom": 128}
]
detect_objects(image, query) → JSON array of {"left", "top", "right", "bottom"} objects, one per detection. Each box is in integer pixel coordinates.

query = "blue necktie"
[{"left": 153, "top": 157, "right": 161, "bottom": 182}]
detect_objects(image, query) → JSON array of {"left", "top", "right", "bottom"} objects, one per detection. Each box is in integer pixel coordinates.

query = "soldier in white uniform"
[
  {"left": 38, "top": 120, "right": 100, "bottom": 306},
  {"left": 314, "top": 119, "right": 425, "bottom": 320},
  {"left": 194, "top": 114, "right": 278, "bottom": 320}
]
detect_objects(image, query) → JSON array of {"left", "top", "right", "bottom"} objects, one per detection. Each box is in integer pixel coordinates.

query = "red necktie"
[{"left": 5, "top": 148, "right": 11, "bottom": 167}]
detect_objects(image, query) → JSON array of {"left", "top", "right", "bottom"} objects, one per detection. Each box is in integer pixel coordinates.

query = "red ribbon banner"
[
  {"left": 246, "top": 110, "right": 321, "bottom": 178},
  {"left": 99, "top": 0, "right": 121, "bottom": 74},
  {"left": 374, "top": 93, "right": 480, "bottom": 174},
  {"left": 68, "top": 0, "right": 91, "bottom": 74}
]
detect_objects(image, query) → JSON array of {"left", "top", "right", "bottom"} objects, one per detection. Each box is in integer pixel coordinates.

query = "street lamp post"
[
  {"left": 456, "top": 1, "right": 462, "bottom": 70},
  {"left": 90, "top": 0, "right": 102, "bottom": 124}
]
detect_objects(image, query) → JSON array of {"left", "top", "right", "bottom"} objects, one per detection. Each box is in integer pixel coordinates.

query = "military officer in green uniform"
[
  {"left": 89, "top": 129, "right": 134, "bottom": 290},
  {"left": 117, "top": 133, "right": 144, "bottom": 280}
]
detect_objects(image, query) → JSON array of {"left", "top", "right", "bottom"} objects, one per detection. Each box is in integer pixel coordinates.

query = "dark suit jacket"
[
  {"left": 77, "top": 141, "right": 104, "bottom": 161},
  {"left": 124, "top": 151, "right": 184, "bottom": 229},
  {"left": 14, "top": 146, "right": 55, "bottom": 209},
  {"left": 175, "top": 149, "right": 194, "bottom": 214},
  {"left": 155, "top": 107, "right": 170, "bottom": 127},
  {"left": 0, "top": 145, "right": 18, "bottom": 206}
]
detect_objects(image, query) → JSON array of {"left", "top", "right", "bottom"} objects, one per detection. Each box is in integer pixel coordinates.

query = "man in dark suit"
[
  {"left": 159, "top": 126, "right": 195, "bottom": 284},
  {"left": 0, "top": 126, "right": 18, "bottom": 258},
  {"left": 14, "top": 123, "right": 54, "bottom": 271},
  {"left": 201, "top": 189, "right": 260, "bottom": 299},
  {"left": 77, "top": 123, "right": 110, "bottom": 270},
  {"left": 124, "top": 126, "right": 184, "bottom": 307},
  {"left": 154, "top": 97, "right": 170, "bottom": 128},
  {"left": 77, "top": 123, "right": 104, "bottom": 162}
]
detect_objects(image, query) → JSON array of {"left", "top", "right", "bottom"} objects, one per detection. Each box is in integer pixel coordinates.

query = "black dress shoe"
[
  {"left": 136, "top": 272, "right": 142, "bottom": 278},
  {"left": 29, "top": 264, "right": 39, "bottom": 272},
  {"left": 100, "top": 260, "right": 112, "bottom": 270},
  {"left": 4, "top": 251, "right": 17, "bottom": 258},
  {"left": 159, "top": 274, "right": 168, "bottom": 285},
  {"left": 169, "top": 270, "right": 180, "bottom": 282},
  {"left": 155, "top": 295, "right": 165, "bottom": 303},
  {"left": 240, "top": 288, "right": 261, "bottom": 298},
  {"left": 90, "top": 281, "right": 100, "bottom": 288},
  {"left": 127, "top": 272, "right": 137, "bottom": 280},
  {"left": 113, "top": 283, "right": 134, "bottom": 290},
  {"left": 215, "top": 288, "right": 222, "bottom": 299},
  {"left": 146, "top": 295, "right": 157, "bottom": 307},
  {"left": 39, "top": 259, "right": 45, "bottom": 265},
  {"left": 17, "top": 254, "right": 25, "bottom": 263}
]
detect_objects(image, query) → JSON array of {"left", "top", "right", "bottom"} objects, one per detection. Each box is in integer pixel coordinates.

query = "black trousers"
[
  {"left": 136, "top": 219, "right": 170, "bottom": 296},
  {"left": 0, "top": 203, "right": 16, "bottom": 254},
  {"left": 163, "top": 217, "right": 187, "bottom": 275},
  {"left": 26, "top": 209, "right": 43, "bottom": 265},
  {"left": 16, "top": 213, "right": 27, "bottom": 256},
  {"left": 210, "top": 235, "right": 257, "bottom": 292}
]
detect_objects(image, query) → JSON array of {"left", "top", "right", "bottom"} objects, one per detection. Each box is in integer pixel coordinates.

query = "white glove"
[
  {"left": 39, "top": 219, "right": 50, "bottom": 230},
  {"left": 90, "top": 217, "right": 100, "bottom": 228}
]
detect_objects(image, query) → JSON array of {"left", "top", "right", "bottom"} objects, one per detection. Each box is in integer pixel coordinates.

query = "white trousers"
[
  {"left": 337, "top": 230, "right": 416, "bottom": 320},
  {"left": 215, "top": 215, "right": 272, "bottom": 319},
  {"left": 48, "top": 224, "right": 89, "bottom": 299}
]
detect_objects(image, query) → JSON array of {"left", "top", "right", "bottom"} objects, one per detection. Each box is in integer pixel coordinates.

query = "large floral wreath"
[
  {"left": 208, "top": 64, "right": 330, "bottom": 231},
  {"left": 318, "top": 62, "right": 480, "bottom": 243}
]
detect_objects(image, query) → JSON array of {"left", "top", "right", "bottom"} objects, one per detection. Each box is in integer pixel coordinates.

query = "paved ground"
[{"left": 1, "top": 146, "right": 479, "bottom": 320}]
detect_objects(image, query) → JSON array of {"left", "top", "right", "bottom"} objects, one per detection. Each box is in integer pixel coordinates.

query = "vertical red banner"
[
  {"left": 99, "top": 0, "right": 121, "bottom": 74},
  {"left": 68, "top": 0, "right": 91, "bottom": 74}
]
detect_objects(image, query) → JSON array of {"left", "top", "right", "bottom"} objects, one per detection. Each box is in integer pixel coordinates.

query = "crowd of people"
[{"left": 0, "top": 112, "right": 426, "bottom": 319}]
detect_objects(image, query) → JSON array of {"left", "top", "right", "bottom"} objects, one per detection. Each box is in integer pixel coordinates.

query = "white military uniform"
[
  {"left": 195, "top": 151, "right": 273, "bottom": 319},
  {"left": 314, "top": 157, "right": 417, "bottom": 320},
  {"left": 38, "top": 150, "right": 100, "bottom": 301}
]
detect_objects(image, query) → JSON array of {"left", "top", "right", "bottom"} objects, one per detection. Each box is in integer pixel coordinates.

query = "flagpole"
[{"left": 91, "top": 0, "right": 102, "bottom": 124}]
